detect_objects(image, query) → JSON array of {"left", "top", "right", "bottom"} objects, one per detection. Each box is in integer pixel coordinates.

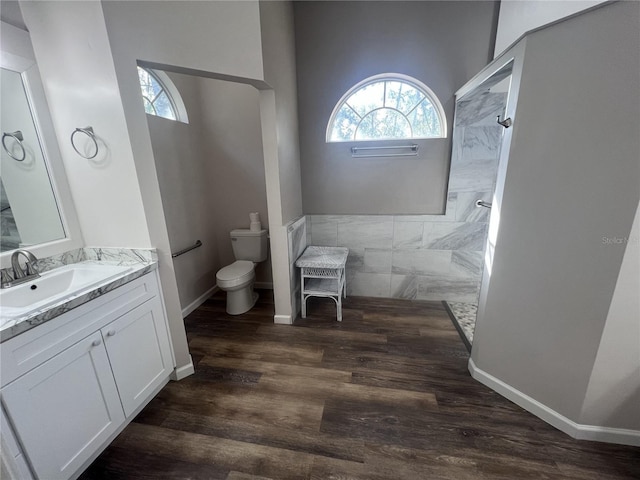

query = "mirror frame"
[{"left": 0, "top": 21, "right": 82, "bottom": 268}]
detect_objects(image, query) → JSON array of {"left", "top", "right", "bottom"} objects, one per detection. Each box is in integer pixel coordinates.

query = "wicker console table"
[{"left": 295, "top": 246, "right": 349, "bottom": 321}]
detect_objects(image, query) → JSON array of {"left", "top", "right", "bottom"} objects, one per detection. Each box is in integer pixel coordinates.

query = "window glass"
[
  {"left": 346, "top": 82, "right": 384, "bottom": 116},
  {"left": 137, "top": 67, "right": 178, "bottom": 121},
  {"left": 327, "top": 75, "right": 445, "bottom": 142},
  {"left": 355, "top": 109, "right": 411, "bottom": 140},
  {"left": 408, "top": 99, "right": 441, "bottom": 138},
  {"left": 152, "top": 92, "right": 176, "bottom": 120},
  {"left": 331, "top": 104, "right": 360, "bottom": 142},
  {"left": 384, "top": 81, "right": 425, "bottom": 114}
]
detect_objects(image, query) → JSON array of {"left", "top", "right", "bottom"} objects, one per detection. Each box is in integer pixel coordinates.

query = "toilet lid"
[{"left": 216, "top": 260, "right": 254, "bottom": 282}]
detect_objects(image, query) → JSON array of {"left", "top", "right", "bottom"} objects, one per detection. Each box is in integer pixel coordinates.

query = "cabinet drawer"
[{"left": 1, "top": 273, "right": 160, "bottom": 386}]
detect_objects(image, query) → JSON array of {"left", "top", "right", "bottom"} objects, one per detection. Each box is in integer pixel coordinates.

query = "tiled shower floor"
[{"left": 445, "top": 301, "right": 477, "bottom": 346}]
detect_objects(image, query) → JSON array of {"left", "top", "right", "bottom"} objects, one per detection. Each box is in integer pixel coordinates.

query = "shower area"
[{"left": 444, "top": 62, "right": 512, "bottom": 347}]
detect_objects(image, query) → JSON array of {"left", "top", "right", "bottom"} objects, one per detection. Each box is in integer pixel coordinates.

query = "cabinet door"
[
  {"left": 1, "top": 332, "right": 124, "bottom": 480},
  {"left": 1, "top": 406, "right": 35, "bottom": 480},
  {"left": 102, "top": 297, "right": 173, "bottom": 417}
]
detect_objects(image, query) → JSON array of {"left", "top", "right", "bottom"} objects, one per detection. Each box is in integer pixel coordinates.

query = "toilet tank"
[{"left": 230, "top": 229, "right": 268, "bottom": 262}]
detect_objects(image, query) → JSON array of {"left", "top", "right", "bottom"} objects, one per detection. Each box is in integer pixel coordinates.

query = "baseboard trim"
[
  {"left": 181, "top": 286, "right": 218, "bottom": 318},
  {"left": 274, "top": 314, "right": 292, "bottom": 325},
  {"left": 468, "top": 358, "right": 640, "bottom": 447},
  {"left": 171, "top": 356, "right": 195, "bottom": 381},
  {"left": 255, "top": 281, "right": 273, "bottom": 289}
]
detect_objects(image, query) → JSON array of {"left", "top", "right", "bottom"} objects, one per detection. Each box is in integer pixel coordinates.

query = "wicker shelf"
[
  {"left": 296, "top": 246, "right": 349, "bottom": 322},
  {"left": 303, "top": 278, "right": 341, "bottom": 295}
]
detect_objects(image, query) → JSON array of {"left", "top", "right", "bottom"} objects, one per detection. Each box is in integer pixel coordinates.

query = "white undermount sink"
[{"left": 0, "top": 264, "right": 133, "bottom": 324}]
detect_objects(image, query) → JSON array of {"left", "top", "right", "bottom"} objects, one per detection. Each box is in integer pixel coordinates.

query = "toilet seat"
[{"left": 216, "top": 260, "right": 255, "bottom": 288}]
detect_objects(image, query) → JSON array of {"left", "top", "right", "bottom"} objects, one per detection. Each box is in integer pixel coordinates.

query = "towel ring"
[
  {"left": 71, "top": 126, "right": 99, "bottom": 159},
  {"left": 2, "top": 131, "right": 26, "bottom": 162}
]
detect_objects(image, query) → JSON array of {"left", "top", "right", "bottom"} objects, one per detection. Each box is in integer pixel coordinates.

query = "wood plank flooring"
[{"left": 80, "top": 290, "right": 639, "bottom": 479}]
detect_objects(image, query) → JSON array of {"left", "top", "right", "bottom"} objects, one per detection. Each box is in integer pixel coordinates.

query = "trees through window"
[
  {"left": 327, "top": 74, "right": 445, "bottom": 142},
  {"left": 137, "top": 67, "right": 188, "bottom": 123}
]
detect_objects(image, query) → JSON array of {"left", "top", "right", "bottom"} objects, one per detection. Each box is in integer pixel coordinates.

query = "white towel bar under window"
[{"left": 351, "top": 144, "right": 418, "bottom": 158}]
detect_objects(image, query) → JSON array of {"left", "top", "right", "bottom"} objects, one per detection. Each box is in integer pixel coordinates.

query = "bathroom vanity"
[
  {"left": 0, "top": 253, "right": 174, "bottom": 480},
  {"left": 0, "top": 17, "right": 183, "bottom": 479}
]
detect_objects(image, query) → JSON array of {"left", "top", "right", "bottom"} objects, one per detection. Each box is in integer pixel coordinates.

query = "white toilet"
[{"left": 216, "top": 229, "right": 268, "bottom": 315}]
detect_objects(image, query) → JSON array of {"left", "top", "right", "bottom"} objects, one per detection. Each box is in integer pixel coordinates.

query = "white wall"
[
  {"left": 0, "top": 1, "right": 25, "bottom": 31},
  {"left": 21, "top": 0, "right": 267, "bottom": 374},
  {"left": 494, "top": 0, "right": 607, "bottom": 57},
  {"left": 259, "top": 0, "right": 302, "bottom": 226},
  {"left": 0, "top": 14, "right": 29, "bottom": 57},
  {"left": 101, "top": 0, "right": 266, "bottom": 367},
  {"left": 20, "top": 1, "right": 151, "bottom": 248},
  {"left": 102, "top": 1, "right": 264, "bottom": 83},
  {"left": 472, "top": 1, "right": 640, "bottom": 443},
  {"left": 295, "top": 1, "right": 499, "bottom": 215},
  {"left": 580, "top": 203, "right": 640, "bottom": 431},
  {"left": 259, "top": 1, "right": 303, "bottom": 322},
  {"left": 103, "top": 0, "right": 297, "bottom": 324},
  {"left": 145, "top": 73, "right": 213, "bottom": 310},
  {"left": 149, "top": 71, "right": 270, "bottom": 311},
  {"left": 198, "top": 77, "right": 271, "bottom": 285}
]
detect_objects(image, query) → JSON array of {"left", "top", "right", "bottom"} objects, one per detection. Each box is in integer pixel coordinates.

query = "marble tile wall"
[
  {"left": 307, "top": 213, "right": 483, "bottom": 302},
  {"left": 307, "top": 93, "right": 507, "bottom": 302},
  {"left": 286, "top": 216, "right": 308, "bottom": 317}
]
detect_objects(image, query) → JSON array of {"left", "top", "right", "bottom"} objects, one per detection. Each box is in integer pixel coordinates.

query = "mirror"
[
  {"left": 1, "top": 66, "right": 65, "bottom": 251},
  {"left": 0, "top": 20, "right": 82, "bottom": 264}
]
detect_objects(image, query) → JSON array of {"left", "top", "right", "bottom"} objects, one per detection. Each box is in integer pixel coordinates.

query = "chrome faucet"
[
  {"left": 12, "top": 249, "right": 40, "bottom": 279},
  {"left": 1, "top": 249, "right": 40, "bottom": 288}
]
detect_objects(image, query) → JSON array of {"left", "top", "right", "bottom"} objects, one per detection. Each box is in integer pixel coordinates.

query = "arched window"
[
  {"left": 137, "top": 66, "right": 188, "bottom": 123},
  {"left": 327, "top": 74, "right": 446, "bottom": 142}
]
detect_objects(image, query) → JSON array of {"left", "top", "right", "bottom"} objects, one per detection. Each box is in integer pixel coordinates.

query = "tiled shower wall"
[
  {"left": 287, "top": 216, "right": 308, "bottom": 317},
  {"left": 306, "top": 93, "right": 507, "bottom": 302}
]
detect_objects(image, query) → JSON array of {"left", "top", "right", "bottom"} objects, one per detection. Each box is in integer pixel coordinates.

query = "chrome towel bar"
[
  {"left": 351, "top": 144, "right": 418, "bottom": 158},
  {"left": 172, "top": 240, "right": 202, "bottom": 258}
]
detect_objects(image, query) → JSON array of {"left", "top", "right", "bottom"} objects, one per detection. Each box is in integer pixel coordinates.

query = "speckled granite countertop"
[{"left": 0, "top": 248, "right": 158, "bottom": 343}]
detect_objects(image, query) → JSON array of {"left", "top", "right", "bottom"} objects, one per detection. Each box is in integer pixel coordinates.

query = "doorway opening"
[{"left": 444, "top": 61, "right": 513, "bottom": 347}]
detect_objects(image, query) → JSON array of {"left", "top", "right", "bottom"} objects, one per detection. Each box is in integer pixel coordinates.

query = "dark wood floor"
[{"left": 81, "top": 290, "right": 639, "bottom": 480}]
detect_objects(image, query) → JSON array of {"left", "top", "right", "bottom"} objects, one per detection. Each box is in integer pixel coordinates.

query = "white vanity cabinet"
[
  {"left": 1, "top": 332, "right": 125, "bottom": 480},
  {"left": 0, "top": 270, "right": 174, "bottom": 480},
  {"left": 100, "top": 296, "right": 173, "bottom": 417}
]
